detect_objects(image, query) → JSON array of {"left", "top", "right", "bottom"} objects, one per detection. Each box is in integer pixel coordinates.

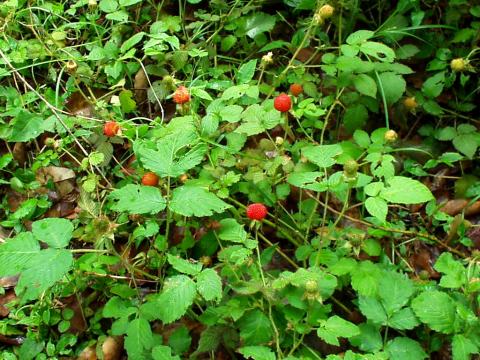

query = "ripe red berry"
[
  {"left": 103, "top": 121, "right": 120, "bottom": 137},
  {"left": 246, "top": 203, "right": 268, "bottom": 221},
  {"left": 173, "top": 85, "right": 190, "bottom": 104},
  {"left": 141, "top": 172, "right": 159, "bottom": 186},
  {"left": 290, "top": 83, "right": 303, "bottom": 97},
  {"left": 274, "top": 93, "right": 292, "bottom": 112}
]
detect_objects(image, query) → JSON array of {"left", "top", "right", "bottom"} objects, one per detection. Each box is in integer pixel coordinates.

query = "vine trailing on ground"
[{"left": 0, "top": 0, "right": 479, "bottom": 359}]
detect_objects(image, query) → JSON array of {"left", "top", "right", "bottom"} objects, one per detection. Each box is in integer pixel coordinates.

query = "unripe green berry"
[
  {"left": 450, "top": 58, "right": 467, "bottom": 72},
  {"left": 384, "top": 129, "right": 398, "bottom": 143},
  {"left": 305, "top": 279, "right": 318, "bottom": 293},
  {"left": 343, "top": 160, "right": 358, "bottom": 177}
]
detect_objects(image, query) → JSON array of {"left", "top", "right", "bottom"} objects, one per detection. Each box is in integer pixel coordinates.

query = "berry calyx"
[
  {"left": 384, "top": 129, "right": 398, "bottom": 143},
  {"left": 141, "top": 172, "right": 159, "bottom": 186},
  {"left": 246, "top": 203, "right": 268, "bottom": 221},
  {"left": 450, "top": 58, "right": 467, "bottom": 72},
  {"left": 305, "top": 280, "right": 318, "bottom": 293},
  {"left": 403, "top": 97, "right": 417, "bottom": 110},
  {"left": 290, "top": 83, "right": 303, "bottom": 97},
  {"left": 274, "top": 93, "right": 292, "bottom": 113},
  {"left": 173, "top": 85, "right": 190, "bottom": 104},
  {"left": 103, "top": 121, "right": 120, "bottom": 137}
]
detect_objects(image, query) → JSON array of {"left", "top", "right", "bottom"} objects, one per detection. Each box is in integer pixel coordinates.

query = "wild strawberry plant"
[{"left": 0, "top": 0, "right": 479, "bottom": 359}]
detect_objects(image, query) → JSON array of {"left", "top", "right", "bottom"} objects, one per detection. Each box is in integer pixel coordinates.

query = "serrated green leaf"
[
  {"left": 169, "top": 186, "right": 230, "bottom": 217},
  {"left": 124, "top": 318, "right": 154, "bottom": 360},
  {"left": 380, "top": 176, "right": 433, "bottom": 204},
  {"left": 238, "top": 346, "right": 276, "bottom": 360},
  {"left": 379, "top": 271, "right": 414, "bottom": 314},
  {"left": 9, "top": 110, "right": 44, "bottom": 142},
  {"left": 144, "top": 275, "right": 197, "bottom": 324},
  {"left": 317, "top": 316, "right": 360, "bottom": 346},
  {"left": 346, "top": 30, "right": 375, "bottom": 44},
  {"left": 237, "top": 309, "right": 273, "bottom": 345},
  {"left": 358, "top": 297, "right": 387, "bottom": 325},
  {"left": 353, "top": 74, "right": 377, "bottom": 98},
  {"left": 377, "top": 72, "right": 406, "bottom": 105},
  {"left": 452, "top": 334, "right": 478, "bottom": 360},
  {"left": 109, "top": 184, "right": 166, "bottom": 214},
  {"left": 360, "top": 41, "right": 395, "bottom": 62},
  {"left": 119, "top": 89, "right": 137, "bottom": 113},
  {"left": 167, "top": 254, "right": 202, "bottom": 276},
  {"left": 365, "top": 197, "right": 388, "bottom": 223},
  {"left": 422, "top": 71, "right": 445, "bottom": 98},
  {"left": 303, "top": 144, "right": 343, "bottom": 168},
  {"left": 411, "top": 291, "right": 457, "bottom": 334},
  {"left": 0, "top": 234, "right": 40, "bottom": 276},
  {"left": 196, "top": 269, "right": 222, "bottom": 302},
  {"left": 152, "top": 345, "right": 181, "bottom": 360},
  {"left": 453, "top": 134, "right": 478, "bottom": 159},
  {"left": 17, "top": 249, "right": 73, "bottom": 301},
  {"left": 351, "top": 261, "right": 382, "bottom": 296},
  {"left": 386, "top": 337, "right": 427, "bottom": 360},
  {"left": 237, "top": 59, "right": 257, "bottom": 84},
  {"left": 217, "top": 218, "right": 247, "bottom": 243},
  {"left": 389, "top": 308, "right": 419, "bottom": 330},
  {"left": 32, "top": 218, "right": 73, "bottom": 248}
]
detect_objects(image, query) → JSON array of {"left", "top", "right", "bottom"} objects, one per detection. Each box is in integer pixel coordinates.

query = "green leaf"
[
  {"left": 452, "top": 334, "right": 478, "bottom": 360},
  {"left": 103, "top": 297, "right": 137, "bottom": 318},
  {"left": 124, "top": 318, "right": 154, "bottom": 360},
  {"left": 99, "top": 0, "right": 118, "bottom": 13},
  {"left": 358, "top": 297, "right": 387, "bottom": 325},
  {"left": 219, "top": 105, "right": 243, "bottom": 123},
  {"left": 389, "top": 308, "right": 420, "bottom": 330},
  {"left": 365, "top": 197, "right": 388, "bottom": 223},
  {"left": 9, "top": 110, "right": 44, "bottom": 142},
  {"left": 343, "top": 103, "right": 368, "bottom": 133},
  {"left": 222, "top": 84, "right": 250, "bottom": 100},
  {"left": 346, "top": 30, "right": 375, "bottom": 45},
  {"left": 217, "top": 218, "right": 248, "bottom": 243},
  {"left": 152, "top": 345, "right": 181, "bottom": 360},
  {"left": 17, "top": 249, "right": 73, "bottom": 301},
  {"left": 411, "top": 291, "right": 457, "bottom": 334},
  {"left": 380, "top": 176, "right": 433, "bottom": 204},
  {"left": 434, "top": 252, "right": 466, "bottom": 289},
  {"left": 169, "top": 186, "right": 231, "bottom": 217},
  {"left": 109, "top": 184, "right": 166, "bottom": 214},
  {"left": 119, "top": 0, "right": 142, "bottom": 6},
  {"left": 196, "top": 269, "right": 223, "bottom": 302},
  {"left": 303, "top": 144, "right": 343, "bottom": 168},
  {"left": 350, "top": 261, "right": 382, "bottom": 296},
  {"left": 120, "top": 32, "right": 145, "bottom": 53},
  {"left": 386, "top": 337, "right": 427, "bottom": 360},
  {"left": 237, "top": 309, "right": 273, "bottom": 345},
  {"left": 378, "top": 271, "right": 414, "bottom": 314},
  {"left": 453, "top": 134, "right": 478, "bottom": 159},
  {"left": 353, "top": 74, "right": 377, "bottom": 98},
  {"left": 349, "top": 323, "right": 383, "bottom": 353},
  {"left": 167, "top": 254, "right": 202, "bottom": 276},
  {"left": 136, "top": 132, "right": 207, "bottom": 178},
  {"left": 422, "top": 71, "right": 445, "bottom": 98},
  {"left": 237, "top": 59, "right": 257, "bottom": 84},
  {"left": 32, "top": 218, "right": 73, "bottom": 249},
  {"left": 238, "top": 346, "right": 276, "bottom": 360},
  {"left": 143, "top": 275, "right": 197, "bottom": 324},
  {"left": 119, "top": 90, "right": 137, "bottom": 113},
  {"left": 0, "top": 234, "right": 40, "bottom": 276},
  {"left": 190, "top": 88, "right": 212, "bottom": 101},
  {"left": 360, "top": 41, "right": 395, "bottom": 62},
  {"left": 317, "top": 316, "right": 360, "bottom": 346},
  {"left": 237, "top": 13, "right": 276, "bottom": 39},
  {"left": 377, "top": 72, "right": 406, "bottom": 105}
]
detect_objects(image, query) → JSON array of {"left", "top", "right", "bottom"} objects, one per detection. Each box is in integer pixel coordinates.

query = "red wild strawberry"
[
  {"left": 246, "top": 203, "right": 268, "bottom": 221},
  {"left": 173, "top": 85, "right": 190, "bottom": 104},
  {"left": 274, "top": 93, "right": 292, "bottom": 112},
  {"left": 141, "top": 172, "right": 159, "bottom": 186},
  {"left": 290, "top": 83, "right": 303, "bottom": 97},
  {"left": 103, "top": 121, "right": 120, "bottom": 137}
]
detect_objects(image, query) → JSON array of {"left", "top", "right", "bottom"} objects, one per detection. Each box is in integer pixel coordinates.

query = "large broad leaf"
[
  {"left": 0, "top": 234, "right": 40, "bottom": 276},
  {"left": 358, "top": 297, "right": 387, "bottom": 325},
  {"left": 217, "top": 218, "right": 248, "bottom": 243},
  {"left": 167, "top": 254, "right": 202, "bottom": 276},
  {"left": 452, "top": 334, "right": 478, "bottom": 360},
  {"left": 237, "top": 59, "right": 257, "bottom": 84},
  {"left": 109, "top": 184, "right": 166, "bottom": 214},
  {"left": 196, "top": 269, "right": 222, "bottom": 302},
  {"left": 169, "top": 186, "right": 231, "bottom": 217},
  {"left": 32, "top": 218, "right": 73, "bottom": 248},
  {"left": 142, "top": 275, "right": 197, "bottom": 324},
  {"left": 17, "top": 248, "right": 73, "bottom": 301},
  {"left": 237, "top": 12, "right": 276, "bottom": 39},
  {"left": 238, "top": 346, "right": 275, "bottom": 360},
  {"left": 9, "top": 110, "right": 44, "bottom": 142},
  {"left": 389, "top": 308, "right": 420, "bottom": 330},
  {"left": 365, "top": 196, "right": 388, "bottom": 223},
  {"left": 411, "top": 291, "right": 457, "bottom": 334},
  {"left": 353, "top": 74, "right": 377, "bottom": 98},
  {"left": 380, "top": 176, "right": 433, "bottom": 204},
  {"left": 124, "top": 318, "right": 154, "bottom": 360}
]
